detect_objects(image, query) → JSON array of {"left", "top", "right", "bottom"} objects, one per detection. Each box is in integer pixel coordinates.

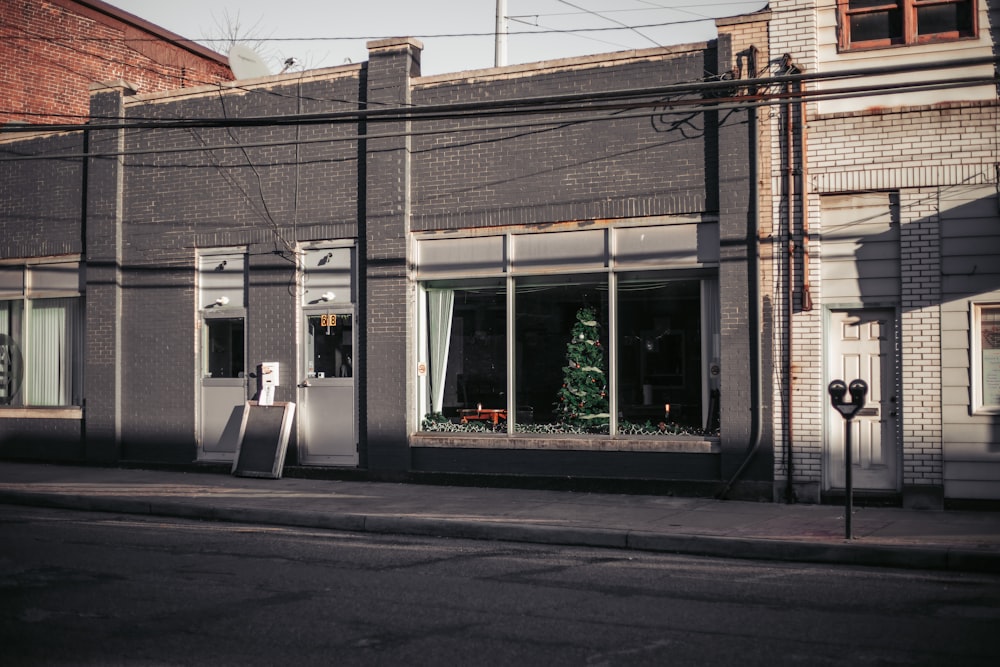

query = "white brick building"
[{"left": 768, "top": 0, "right": 1000, "bottom": 505}]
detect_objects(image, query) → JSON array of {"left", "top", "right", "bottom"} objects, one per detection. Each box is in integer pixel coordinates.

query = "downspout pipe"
[
  {"left": 784, "top": 54, "right": 800, "bottom": 504},
  {"left": 719, "top": 46, "right": 762, "bottom": 500}
]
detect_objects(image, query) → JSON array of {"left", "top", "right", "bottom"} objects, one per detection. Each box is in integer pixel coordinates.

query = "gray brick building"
[{"left": 1, "top": 13, "right": 775, "bottom": 498}]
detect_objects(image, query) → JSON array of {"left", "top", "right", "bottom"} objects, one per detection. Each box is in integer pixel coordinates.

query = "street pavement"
[{"left": 1, "top": 461, "right": 998, "bottom": 573}]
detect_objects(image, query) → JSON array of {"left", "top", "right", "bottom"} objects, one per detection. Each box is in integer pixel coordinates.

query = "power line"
[
  {"left": 2, "top": 17, "right": 746, "bottom": 44},
  {"left": 510, "top": 0, "right": 765, "bottom": 19},
  {"left": 1, "top": 70, "right": 995, "bottom": 164},
  {"left": 554, "top": 0, "right": 662, "bottom": 48},
  {"left": 2, "top": 54, "right": 995, "bottom": 137}
]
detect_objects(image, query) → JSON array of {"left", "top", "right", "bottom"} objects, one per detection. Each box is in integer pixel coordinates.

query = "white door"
[
  {"left": 199, "top": 316, "right": 247, "bottom": 461},
  {"left": 298, "top": 310, "right": 357, "bottom": 465},
  {"left": 197, "top": 251, "right": 247, "bottom": 461},
  {"left": 825, "top": 309, "right": 898, "bottom": 491}
]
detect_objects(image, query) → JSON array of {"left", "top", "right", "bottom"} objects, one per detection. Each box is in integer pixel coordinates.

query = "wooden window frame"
[{"left": 838, "top": 0, "right": 978, "bottom": 51}]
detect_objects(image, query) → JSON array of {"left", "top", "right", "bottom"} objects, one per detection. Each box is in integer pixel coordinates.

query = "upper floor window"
[{"left": 839, "top": 0, "right": 977, "bottom": 50}]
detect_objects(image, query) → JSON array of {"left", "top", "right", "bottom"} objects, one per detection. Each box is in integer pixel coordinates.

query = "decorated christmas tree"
[{"left": 555, "top": 305, "right": 609, "bottom": 429}]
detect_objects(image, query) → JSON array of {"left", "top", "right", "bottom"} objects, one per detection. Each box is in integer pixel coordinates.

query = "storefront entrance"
[
  {"left": 299, "top": 310, "right": 357, "bottom": 465},
  {"left": 296, "top": 243, "right": 358, "bottom": 466},
  {"left": 197, "top": 250, "right": 247, "bottom": 462}
]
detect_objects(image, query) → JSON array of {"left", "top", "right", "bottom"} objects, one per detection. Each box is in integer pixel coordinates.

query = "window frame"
[
  {"left": 0, "top": 258, "right": 85, "bottom": 410},
  {"left": 971, "top": 302, "right": 1000, "bottom": 415},
  {"left": 413, "top": 223, "right": 721, "bottom": 437},
  {"left": 837, "top": 0, "right": 978, "bottom": 51},
  {"left": 197, "top": 249, "right": 248, "bottom": 384}
]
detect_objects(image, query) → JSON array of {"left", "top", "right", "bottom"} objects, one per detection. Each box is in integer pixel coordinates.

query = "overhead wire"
[
  {"left": 554, "top": 0, "right": 663, "bottom": 48},
  {"left": 1, "top": 0, "right": 832, "bottom": 122},
  {"left": 507, "top": 15, "right": 639, "bottom": 52},
  {"left": 1, "top": 69, "right": 996, "bottom": 165},
  {"left": 2, "top": 53, "right": 995, "bottom": 140},
  {"left": 0, "top": 17, "right": 400, "bottom": 122}
]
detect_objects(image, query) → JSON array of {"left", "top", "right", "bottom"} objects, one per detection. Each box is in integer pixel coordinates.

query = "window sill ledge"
[
  {"left": 410, "top": 432, "right": 719, "bottom": 454},
  {"left": 0, "top": 408, "right": 83, "bottom": 420}
]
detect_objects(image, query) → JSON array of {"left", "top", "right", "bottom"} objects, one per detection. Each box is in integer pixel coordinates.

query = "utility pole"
[{"left": 495, "top": 0, "right": 508, "bottom": 67}]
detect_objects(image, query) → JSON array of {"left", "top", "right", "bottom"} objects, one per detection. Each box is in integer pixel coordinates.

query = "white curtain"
[
  {"left": 0, "top": 304, "right": 10, "bottom": 404},
  {"left": 427, "top": 289, "right": 454, "bottom": 414},
  {"left": 27, "top": 298, "right": 78, "bottom": 406}
]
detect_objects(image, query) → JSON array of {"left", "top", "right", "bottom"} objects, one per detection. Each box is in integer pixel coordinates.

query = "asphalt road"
[{"left": 2, "top": 506, "right": 999, "bottom": 666}]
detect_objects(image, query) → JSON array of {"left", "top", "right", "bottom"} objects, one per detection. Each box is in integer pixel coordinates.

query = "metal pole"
[
  {"left": 845, "top": 417, "right": 853, "bottom": 540},
  {"left": 495, "top": 0, "right": 508, "bottom": 67}
]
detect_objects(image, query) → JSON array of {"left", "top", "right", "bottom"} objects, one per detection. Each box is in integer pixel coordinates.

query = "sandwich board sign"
[{"left": 231, "top": 401, "right": 295, "bottom": 479}]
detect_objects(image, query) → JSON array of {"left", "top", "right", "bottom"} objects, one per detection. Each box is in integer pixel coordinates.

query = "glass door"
[{"left": 299, "top": 310, "right": 357, "bottom": 465}]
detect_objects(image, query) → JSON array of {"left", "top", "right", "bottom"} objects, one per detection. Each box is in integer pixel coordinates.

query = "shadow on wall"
[
  {"left": 823, "top": 187, "right": 1000, "bottom": 313},
  {"left": 827, "top": 185, "right": 1000, "bottom": 465}
]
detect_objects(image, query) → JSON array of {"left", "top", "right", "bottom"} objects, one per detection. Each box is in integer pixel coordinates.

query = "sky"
[{"left": 104, "top": 0, "right": 769, "bottom": 77}]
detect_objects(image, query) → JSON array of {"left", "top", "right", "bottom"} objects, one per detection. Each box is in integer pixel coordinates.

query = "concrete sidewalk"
[{"left": 1, "top": 461, "right": 998, "bottom": 573}]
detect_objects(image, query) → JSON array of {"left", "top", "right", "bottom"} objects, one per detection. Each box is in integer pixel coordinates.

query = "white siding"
[
  {"left": 820, "top": 193, "right": 900, "bottom": 304},
  {"left": 940, "top": 185, "right": 1000, "bottom": 500},
  {"left": 816, "top": 4, "right": 996, "bottom": 114}
]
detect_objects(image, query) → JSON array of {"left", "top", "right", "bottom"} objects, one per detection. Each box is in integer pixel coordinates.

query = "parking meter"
[
  {"left": 829, "top": 379, "right": 867, "bottom": 419},
  {"left": 849, "top": 379, "right": 868, "bottom": 409},
  {"left": 828, "top": 378, "right": 868, "bottom": 539}
]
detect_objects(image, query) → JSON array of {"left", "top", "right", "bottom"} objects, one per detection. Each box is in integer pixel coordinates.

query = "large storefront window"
[
  {"left": 617, "top": 276, "right": 704, "bottom": 432},
  {"left": 515, "top": 275, "right": 608, "bottom": 431},
  {"left": 416, "top": 224, "right": 720, "bottom": 438},
  {"left": 422, "top": 279, "right": 507, "bottom": 431},
  {"left": 1, "top": 261, "right": 84, "bottom": 408}
]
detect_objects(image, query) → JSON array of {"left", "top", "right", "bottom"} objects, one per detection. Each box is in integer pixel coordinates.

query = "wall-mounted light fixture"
[
  {"left": 321, "top": 291, "right": 335, "bottom": 302},
  {"left": 214, "top": 296, "right": 230, "bottom": 306}
]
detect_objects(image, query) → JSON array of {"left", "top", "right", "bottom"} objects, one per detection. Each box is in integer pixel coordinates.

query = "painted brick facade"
[
  {"left": 769, "top": 0, "right": 1000, "bottom": 505},
  {"left": 1, "top": 15, "right": 772, "bottom": 493},
  {"left": 1, "top": 0, "right": 232, "bottom": 127}
]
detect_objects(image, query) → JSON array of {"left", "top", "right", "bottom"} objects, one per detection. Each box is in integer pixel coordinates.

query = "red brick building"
[{"left": 1, "top": 0, "right": 232, "bottom": 126}]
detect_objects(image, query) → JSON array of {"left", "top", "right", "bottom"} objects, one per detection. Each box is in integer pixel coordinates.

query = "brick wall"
[
  {"left": 0, "top": 133, "right": 85, "bottom": 257},
  {"left": 1, "top": 0, "right": 232, "bottom": 126},
  {"left": 899, "top": 188, "right": 943, "bottom": 489},
  {"left": 114, "top": 72, "right": 364, "bottom": 460},
  {"left": 1, "top": 21, "right": 770, "bottom": 478},
  {"left": 84, "top": 83, "right": 130, "bottom": 461},
  {"left": 410, "top": 47, "right": 712, "bottom": 231},
  {"left": 769, "top": 0, "right": 1000, "bottom": 503},
  {"left": 768, "top": 0, "right": 823, "bottom": 500},
  {"left": 363, "top": 39, "right": 420, "bottom": 474}
]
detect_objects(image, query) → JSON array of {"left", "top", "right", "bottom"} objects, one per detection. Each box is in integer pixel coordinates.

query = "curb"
[{"left": 2, "top": 491, "right": 998, "bottom": 574}]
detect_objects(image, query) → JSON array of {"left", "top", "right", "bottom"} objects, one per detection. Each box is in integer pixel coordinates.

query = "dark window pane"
[
  {"left": 849, "top": 0, "right": 899, "bottom": 9},
  {"left": 617, "top": 279, "right": 702, "bottom": 429},
  {"left": 444, "top": 283, "right": 507, "bottom": 423},
  {"left": 515, "top": 276, "right": 608, "bottom": 430},
  {"left": 851, "top": 9, "right": 903, "bottom": 42},
  {"left": 307, "top": 314, "right": 352, "bottom": 378},
  {"left": 206, "top": 318, "right": 244, "bottom": 378},
  {"left": 917, "top": 3, "right": 974, "bottom": 35}
]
